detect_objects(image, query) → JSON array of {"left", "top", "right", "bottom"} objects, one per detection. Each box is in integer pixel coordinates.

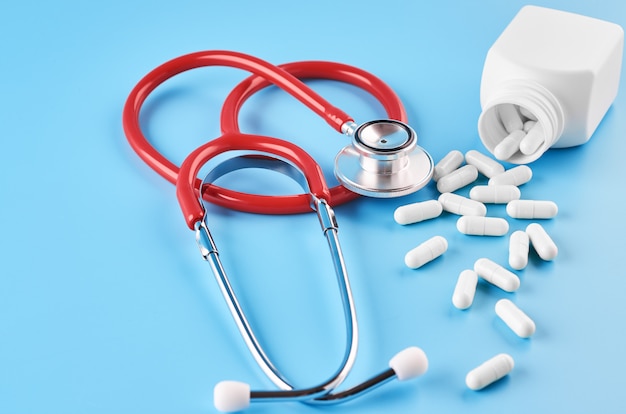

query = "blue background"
[{"left": 1, "top": 1, "right": 625, "bottom": 413}]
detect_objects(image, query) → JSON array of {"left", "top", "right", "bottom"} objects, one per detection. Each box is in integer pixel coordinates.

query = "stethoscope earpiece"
[
  {"left": 335, "top": 120, "right": 434, "bottom": 197},
  {"left": 213, "top": 345, "right": 429, "bottom": 413}
]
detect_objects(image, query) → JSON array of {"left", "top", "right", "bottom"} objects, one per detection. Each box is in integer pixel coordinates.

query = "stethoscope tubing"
[
  {"left": 123, "top": 50, "right": 348, "bottom": 209},
  {"left": 220, "top": 60, "right": 407, "bottom": 133},
  {"left": 123, "top": 51, "right": 409, "bottom": 214},
  {"left": 176, "top": 133, "right": 330, "bottom": 229},
  {"left": 217, "top": 59, "right": 408, "bottom": 212}
]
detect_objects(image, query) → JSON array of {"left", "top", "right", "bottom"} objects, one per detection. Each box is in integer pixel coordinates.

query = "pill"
[
  {"left": 404, "top": 236, "right": 448, "bottom": 269},
  {"left": 488, "top": 165, "right": 533, "bottom": 186},
  {"left": 469, "top": 185, "right": 521, "bottom": 204},
  {"left": 438, "top": 193, "right": 487, "bottom": 216},
  {"left": 498, "top": 103, "right": 524, "bottom": 133},
  {"left": 519, "top": 106, "right": 537, "bottom": 121},
  {"left": 452, "top": 270, "right": 478, "bottom": 310},
  {"left": 465, "top": 150, "right": 505, "bottom": 178},
  {"left": 506, "top": 200, "right": 558, "bottom": 219},
  {"left": 523, "top": 120, "right": 537, "bottom": 132},
  {"left": 457, "top": 216, "right": 509, "bottom": 236},
  {"left": 520, "top": 122, "right": 545, "bottom": 155},
  {"left": 494, "top": 129, "right": 525, "bottom": 161},
  {"left": 495, "top": 299, "right": 536, "bottom": 338},
  {"left": 436, "top": 165, "right": 478, "bottom": 193},
  {"left": 526, "top": 223, "right": 558, "bottom": 261},
  {"left": 433, "top": 150, "right": 464, "bottom": 181},
  {"left": 394, "top": 200, "right": 443, "bottom": 225},
  {"left": 508, "top": 230, "right": 529, "bottom": 270},
  {"left": 474, "top": 258, "right": 520, "bottom": 292},
  {"left": 466, "top": 353, "right": 514, "bottom": 391}
]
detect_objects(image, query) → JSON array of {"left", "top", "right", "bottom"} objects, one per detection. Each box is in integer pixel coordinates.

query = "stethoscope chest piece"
[{"left": 335, "top": 120, "right": 434, "bottom": 197}]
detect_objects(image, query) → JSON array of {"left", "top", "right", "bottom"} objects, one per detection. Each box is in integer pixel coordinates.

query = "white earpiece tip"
[
  {"left": 214, "top": 381, "right": 251, "bottom": 412},
  {"left": 389, "top": 346, "right": 429, "bottom": 381}
]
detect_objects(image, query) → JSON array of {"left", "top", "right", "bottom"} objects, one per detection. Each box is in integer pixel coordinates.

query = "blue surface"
[{"left": 1, "top": 1, "right": 625, "bottom": 413}]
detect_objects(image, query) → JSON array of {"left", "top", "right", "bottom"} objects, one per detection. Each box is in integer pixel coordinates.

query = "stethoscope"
[{"left": 123, "top": 50, "right": 432, "bottom": 412}]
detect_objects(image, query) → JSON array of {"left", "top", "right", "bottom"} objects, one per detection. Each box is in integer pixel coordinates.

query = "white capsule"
[
  {"left": 474, "top": 258, "right": 520, "bottom": 292},
  {"left": 520, "top": 122, "right": 545, "bottom": 155},
  {"left": 452, "top": 269, "right": 478, "bottom": 310},
  {"left": 508, "top": 230, "right": 529, "bottom": 270},
  {"left": 498, "top": 103, "right": 524, "bottom": 133},
  {"left": 433, "top": 150, "right": 464, "bottom": 182},
  {"left": 394, "top": 200, "right": 443, "bottom": 225},
  {"left": 436, "top": 165, "right": 478, "bottom": 193},
  {"left": 495, "top": 299, "right": 536, "bottom": 338},
  {"left": 466, "top": 353, "right": 514, "bottom": 391},
  {"left": 469, "top": 185, "right": 521, "bottom": 204},
  {"left": 526, "top": 223, "right": 558, "bottom": 261},
  {"left": 438, "top": 193, "right": 487, "bottom": 216},
  {"left": 465, "top": 150, "right": 505, "bottom": 178},
  {"left": 494, "top": 129, "right": 525, "bottom": 161},
  {"left": 488, "top": 165, "right": 533, "bottom": 186},
  {"left": 506, "top": 200, "right": 558, "bottom": 219},
  {"left": 405, "top": 236, "right": 448, "bottom": 269},
  {"left": 519, "top": 106, "right": 537, "bottom": 121},
  {"left": 523, "top": 120, "right": 537, "bottom": 132},
  {"left": 457, "top": 216, "right": 509, "bottom": 236}
]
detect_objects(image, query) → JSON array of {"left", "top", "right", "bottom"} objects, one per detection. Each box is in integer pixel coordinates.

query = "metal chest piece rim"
[{"left": 334, "top": 120, "right": 434, "bottom": 198}]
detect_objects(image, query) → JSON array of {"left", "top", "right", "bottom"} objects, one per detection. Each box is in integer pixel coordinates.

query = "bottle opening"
[
  {"left": 479, "top": 104, "right": 546, "bottom": 163},
  {"left": 478, "top": 81, "right": 564, "bottom": 164}
]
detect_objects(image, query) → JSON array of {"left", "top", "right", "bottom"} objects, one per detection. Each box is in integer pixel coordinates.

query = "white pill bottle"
[{"left": 478, "top": 5, "right": 624, "bottom": 164}]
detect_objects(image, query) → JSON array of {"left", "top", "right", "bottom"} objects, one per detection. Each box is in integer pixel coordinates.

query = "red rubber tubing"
[
  {"left": 221, "top": 60, "right": 406, "bottom": 134},
  {"left": 122, "top": 50, "right": 351, "bottom": 185},
  {"left": 122, "top": 50, "right": 408, "bottom": 214},
  {"left": 217, "top": 60, "right": 408, "bottom": 210},
  {"left": 177, "top": 133, "right": 331, "bottom": 228}
]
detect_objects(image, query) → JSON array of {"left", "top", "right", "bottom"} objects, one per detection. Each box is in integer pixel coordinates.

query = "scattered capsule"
[
  {"left": 469, "top": 185, "right": 521, "bottom": 204},
  {"left": 465, "top": 150, "right": 505, "bottom": 178},
  {"left": 488, "top": 165, "right": 533, "bottom": 186},
  {"left": 466, "top": 353, "right": 515, "bottom": 391},
  {"left": 506, "top": 200, "right": 558, "bottom": 219},
  {"left": 526, "top": 223, "right": 558, "bottom": 261},
  {"left": 405, "top": 236, "right": 448, "bottom": 269},
  {"left": 394, "top": 200, "right": 443, "bottom": 225},
  {"left": 498, "top": 103, "right": 524, "bottom": 133},
  {"left": 519, "top": 106, "right": 537, "bottom": 121},
  {"left": 457, "top": 216, "right": 509, "bottom": 236},
  {"left": 452, "top": 270, "right": 478, "bottom": 310},
  {"left": 433, "top": 150, "right": 464, "bottom": 181},
  {"left": 438, "top": 193, "right": 487, "bottom": 216},
  {"left": 436, "top": 165, "right": 478, "bottom": 193},
  {"left": 495, "top": 299, "right": 536, "bottom": 338},
  {"left": 520, "top": 122, "right": 545, "bottom": 155},
  {"left": 508, "top": 230, "right": 530, "bottom": 270},
  {"left": 474, "top": 258, "right": 520, "bottom": 292},
  {"left": 494, "top": 129, "right": 525, "bottom": 161}
]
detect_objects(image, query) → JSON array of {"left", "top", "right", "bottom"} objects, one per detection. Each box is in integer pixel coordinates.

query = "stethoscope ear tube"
[{"left": 185, "top": 149, "right": 429, "bottom": 411}]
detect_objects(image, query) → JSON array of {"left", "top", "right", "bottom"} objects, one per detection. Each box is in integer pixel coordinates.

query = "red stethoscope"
[{"left": 123, "top": 51, "right": 431, "bottom": 412}]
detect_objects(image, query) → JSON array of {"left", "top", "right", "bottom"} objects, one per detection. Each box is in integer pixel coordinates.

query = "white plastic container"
[{"left": 478, "top": 6, "right": 624, "bottom": 164}]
